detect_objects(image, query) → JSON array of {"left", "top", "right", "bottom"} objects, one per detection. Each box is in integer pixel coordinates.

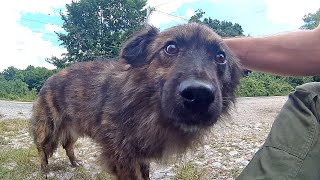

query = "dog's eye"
[
  {"left": 164, "top": 42, "right": 179, "bottom": 55},
  {"left": 215, "top": 51, "right": 226, "bottom": 64}
]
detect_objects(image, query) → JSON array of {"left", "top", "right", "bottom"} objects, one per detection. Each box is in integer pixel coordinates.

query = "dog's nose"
[{"left": 178, "top": 80, "right": 215, "bottom": 112}]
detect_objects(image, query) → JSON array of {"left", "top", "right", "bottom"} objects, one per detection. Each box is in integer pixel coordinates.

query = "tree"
[
  {"left": 189, "top": 9, "right": 244, "bottom": 37},
  {"left": 19, "top": 65, "right": 58, "bottom": 92},
  {"left": 301, "top": 8, "right": 320, "bottom": 82},
  {"left": 1, "top": 66, "right": 57, "bottom": 92},
  {"left": 48, "top": 0, "right": 147, "bottom": 67},
  {"left": 2, "top": 66, "right": 19, "bottom": 81},
  {"left": 301, "top": 8, "right": 320, "bottom": 30},
  {"left": 46, "top": 56, "right": 69, "bottom": 69}
]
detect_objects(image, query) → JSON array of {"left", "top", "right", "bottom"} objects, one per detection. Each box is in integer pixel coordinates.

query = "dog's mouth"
[
  {"left": 175, "top": 123, "right": 202, "bottom": 133},
  {"left": 162, "top": 101, "right": 221, "bottom": 133},
  {"left": 178, "top": 108, "right": 218, "bottom": 124},
  {"left": 170, "top": 114, "right": 218, "bottom": 133}
]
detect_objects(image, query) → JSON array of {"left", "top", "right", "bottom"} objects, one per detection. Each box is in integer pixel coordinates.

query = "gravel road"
[
  {"left": 0, "top": 96, "right": 288, "bottom": 179},
  {"left": 0, "top": 100, "right": 33, "bottom": 120},
  {"left": 0, "top": 96, "right": 287, "bottom": 122}
]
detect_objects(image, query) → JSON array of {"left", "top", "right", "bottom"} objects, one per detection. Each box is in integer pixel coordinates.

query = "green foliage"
[
  {"left": 46, "top": 56, "right": 69, "bottom": 69},
  {"left": 2, "top": 66, "right": 19, "bottom": 81},
  {"left": 18, "top": 65, "right": 58, "bottom": 92},
  {"left": 0, "top": 118, "right": 111, "bottom": 179},
  {"left": 300, "top": 8, "right": 320, "bottom": 81},
  {"left": 189, "top": 9, "right": 244, "bottom": 37},
  {"left": 284, "top": 76, "right": 314, "bottom": 87},
  {"left": 301, "top": 8, "right": 320, "bottom": 30},
  {"left": 0, "top": 66, "right": 57, "bottom": 101},
  {"left": 175, "top": 162, "right": 204, "bottom": 180},
  {"left": 0, "top": 75, "right": 37, "bottom": 101},
  {"left": 47, "top": 0, "right": 147, "bottom": 68},
  {"left": 237, "top": 75, "right": 268, "bottom": 97},
  {"left": 1, "top": 66, "right": 57, "bottom": 92},
  {"left": 237, "top": 72, "right": 298, "bottom": 97}
]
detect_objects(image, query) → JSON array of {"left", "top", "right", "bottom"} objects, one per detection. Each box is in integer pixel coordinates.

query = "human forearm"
[{"left": 225, "top": 28, "right": 320, "bottom": 76}]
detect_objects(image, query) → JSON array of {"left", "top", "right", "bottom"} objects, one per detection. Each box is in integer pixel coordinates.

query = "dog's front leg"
[{"left": 109, "top": 160, "right": 149, "bottom": 180}]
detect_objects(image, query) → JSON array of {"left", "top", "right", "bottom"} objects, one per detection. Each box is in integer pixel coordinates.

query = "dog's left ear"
[{"left": 120, "top": 25, "right": 159, "bottom": 67}]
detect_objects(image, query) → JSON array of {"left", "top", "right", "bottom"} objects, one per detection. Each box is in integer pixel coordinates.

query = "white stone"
[
  {"left": 229, "top": 150, "right": 238, "bottom": 156},
  {"left": 212, "top": 162, "right": 222, "bottom": 168}
]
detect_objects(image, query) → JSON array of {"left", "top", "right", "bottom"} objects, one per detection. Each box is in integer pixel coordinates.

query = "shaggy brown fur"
[{"left": 30, "top": 23, "right": 241, "bottom": 180}]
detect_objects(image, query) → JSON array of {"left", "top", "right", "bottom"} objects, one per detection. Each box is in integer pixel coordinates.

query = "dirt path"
[
  {"left": 0, "top": 100, "right": 33, "bottom": 120},
  {"left": 0, "top": 96, "right": 288, "bottom": 179},
  {"left": 151, "top": 96, "right": 288, "bottom": 179}
]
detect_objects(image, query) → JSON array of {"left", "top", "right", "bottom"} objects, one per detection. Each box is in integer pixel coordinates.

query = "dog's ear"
[{"left": 120, "top": 25, "right": 159, "bottom": 67}]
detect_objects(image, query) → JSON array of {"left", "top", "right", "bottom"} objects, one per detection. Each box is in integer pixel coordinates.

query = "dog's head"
[{"left": 120, "top": 23, "right": 241, "bottom": 132}]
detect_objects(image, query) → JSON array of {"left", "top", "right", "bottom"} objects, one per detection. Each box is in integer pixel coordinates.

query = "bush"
[
  {"left": 237, "top": 76, "right": 268, "bottom": 96},
  {"left": 284, "top": 76, "right": 314, "bottom": 87},
  {"left": 1, "top": 65, "right": 58, "bottom": 92},
  {"left": 0, "top": 76, "right": 37, "bottom": 101},
  {"left": 237, "top": 72, "right": 295, "bottom": 97}
]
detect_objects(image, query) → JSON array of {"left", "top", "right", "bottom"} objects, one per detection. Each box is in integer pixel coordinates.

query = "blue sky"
[{"left": 1, "top": 0, "right": 319, "bottom": 71}]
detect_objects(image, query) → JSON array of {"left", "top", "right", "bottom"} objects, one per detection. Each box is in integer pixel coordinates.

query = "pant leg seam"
[
  {"left": 264, "top": 99, "right": 317, "bottom": 180},
  {"left": 291, "top": 102, "right": 318, "bottom": 179},
  {"left": 265, "top": 93, "right": 318, "bottom": 159},
  {"left": 263, "top": 145, "right": 303, "bottom": 160}
]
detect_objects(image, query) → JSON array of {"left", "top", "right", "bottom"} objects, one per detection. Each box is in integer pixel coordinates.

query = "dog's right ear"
[{"left": 120, "top": 25, "right": 159, "bottom": 67}]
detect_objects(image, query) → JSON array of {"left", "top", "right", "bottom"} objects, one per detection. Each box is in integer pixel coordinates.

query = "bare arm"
[{"left": 225, "top": 26, "right": 320, "bottom": 76}]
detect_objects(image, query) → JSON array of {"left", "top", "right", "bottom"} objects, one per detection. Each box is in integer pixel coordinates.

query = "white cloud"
[
  {"left": 12, "top": 0, "right": 71, "bottom": 15},
  {"left": 185, "top": 8, "right": 195, "bottom": 18},
  {"left": 0, "top": 0, "right": 71, "bottom": 71},
  {"left": 55, "top": 9, "right": 68, "bottom": 16},
  {"left": 208, "top": 0, "right": 221, "bottom": 2},
  {"left": 264, "top": 0, "right": 320, "bottom": 27},
  {"left": 44, "top": 24, "right": 64, "bottom": 33},
  {"left": 0, "top": 22, "right": 67, "bottom": 71},
  {"left": 146, "top": 0, "right": 200, "bottom": 27}
]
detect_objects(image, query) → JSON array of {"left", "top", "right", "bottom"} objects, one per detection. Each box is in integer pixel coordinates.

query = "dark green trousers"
[{"left": 237, "top": 82, "right": 320, "bottom": 180}]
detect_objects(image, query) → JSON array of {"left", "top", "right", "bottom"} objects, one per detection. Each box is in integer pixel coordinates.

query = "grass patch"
[
  {"left": 0, "top": 93, "right": 37, "bottom": 102},
  {"left": 231, "top": 168, "right": 242, "bottom": 178},
  {"left": 175, "top": 162, "right": 204, "bottom": 180},
  {"left": 0, "top": 118, "right": 37, "bottom": 179},
  {"left": 0, "top": 136, "right": 9, "bottom": 145},
  {"left": 0, "top": 118, "right": 29, "bottom": 136},
  {"left": 72, "top": 166, "right": 109, "bottom": 179},
  {"left": 0, "top": 118, "right": 111, "bottom": 179},
  {"left": 0, "top": 146, "right": 41, "bottom": 179},
  {"left": 0, "top": 145, "right": 110, "bottom": 179}
]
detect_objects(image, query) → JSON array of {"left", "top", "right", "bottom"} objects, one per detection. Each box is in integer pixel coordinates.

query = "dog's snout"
[{"left": 178, "top": 80, "right": 215, "bottom": 112}]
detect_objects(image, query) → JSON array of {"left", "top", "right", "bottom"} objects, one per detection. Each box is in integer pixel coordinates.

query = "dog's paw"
[{"left": 71, "top": 159, "right": 83, "bottom": 167}]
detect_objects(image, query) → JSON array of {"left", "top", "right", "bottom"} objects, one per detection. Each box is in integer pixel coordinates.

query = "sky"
[{"left": 1, "top": 0, "right": 319, "bottom": 71}]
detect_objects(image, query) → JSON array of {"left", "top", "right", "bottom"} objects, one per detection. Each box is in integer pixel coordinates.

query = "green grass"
[
  {"left": 0, "top": 146, "right": 40, "bottom": 179},
  {"left": 0, "top": 118, "right": 109, "bottom": 180},
  {"left": 0, "top": 136, "right": 9, "bottom": 145},
  {"left": 0, "top": 118, "right": 38, "bottom": 179},
  {"left": 0, "top": 93, "right": 36, "bottom": 102},
  {"left": 175, "top": 162, "right": 204, "bottom": 180},
  {"left": 0, "top": 118, "right": 29, "bottom": 135},
  {"left": 0, "top": 146, "right": 109, "bottom": 180},
  {"left": 231, "top": 168, "right": 242, "bottom": 178}
]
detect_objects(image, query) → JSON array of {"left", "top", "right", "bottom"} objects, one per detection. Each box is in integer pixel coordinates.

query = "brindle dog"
[{"left": 30, "top": 23, "right": 241, "bottom": 180}]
